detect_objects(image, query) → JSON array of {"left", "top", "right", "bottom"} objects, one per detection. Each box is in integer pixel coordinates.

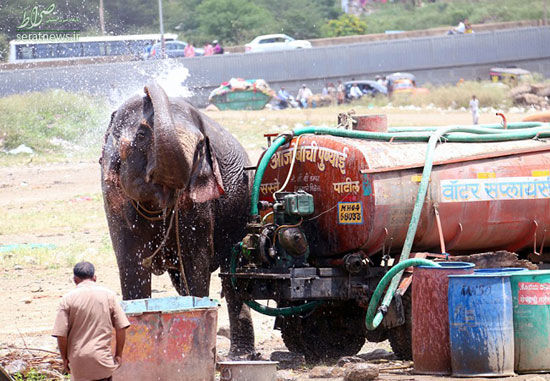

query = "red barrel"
[{"left": 412, "top": 262, "right": 475, "bottom": 375}]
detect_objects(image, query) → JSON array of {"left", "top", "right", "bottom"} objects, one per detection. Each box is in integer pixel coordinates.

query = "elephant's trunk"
[{"left": 144, "top": 83, "right": 199, "bottom": 192}]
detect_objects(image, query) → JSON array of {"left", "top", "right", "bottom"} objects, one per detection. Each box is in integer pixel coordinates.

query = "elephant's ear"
[
  {"left": 188, "top": 136, "right": 225, "bottom": 203},
  {"left": 144, "top": 82, "right": 197, "bottom": 190}
]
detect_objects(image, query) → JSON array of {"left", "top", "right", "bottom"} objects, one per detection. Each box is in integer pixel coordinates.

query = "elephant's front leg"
[
  {"left": 169, "top": 207, "right": 214, "bottom": 297},
  {"left": 106, "top": 207, "right": 153, "bottom": 300},
  {"left": 221, "top": 274, "right": 255, "bottom": 357}
]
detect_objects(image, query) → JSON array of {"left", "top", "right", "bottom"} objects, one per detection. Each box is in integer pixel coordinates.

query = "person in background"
[
  {"left": 322, "top": 84, "right": 329, "bottom": 96},
  {"left": 203, "top": 42, "right": 214, "bottom": 56},
  {"left": 53, "top": 261, "right": 130, "bottom": 381},
  {"left": 469, "top": 95, "right": 479, "bottom": 125},
  {"left": 349, "top": 83, "right": 363, "bottom": 100},
  {"left": 448, "top": 18, "right": 466, "bottom": 34},
  {"left": 327, "top": 82, "right": 337, "bottom": 105},
  {"left": 184, "top": 42, "right": 195, "bottom": 57},
  {"left": 277, "top": 87, "right": 291, "bottom": 109},
  {"left": 297, "top": 84, "right": 313, "bottom": 108},
  {"left": 213, "top": 40, "right": 224, "bottom": 55},
  {"left": 464, "top": 19, "right": 474, "bottom": 33},
  {"left": 337, "top": 80, "right": 346, "bottom": 105}
]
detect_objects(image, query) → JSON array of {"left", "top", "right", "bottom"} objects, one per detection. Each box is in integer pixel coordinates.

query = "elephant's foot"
[{"left": 227, "top": 349, "right": 264, "bottom": 361}]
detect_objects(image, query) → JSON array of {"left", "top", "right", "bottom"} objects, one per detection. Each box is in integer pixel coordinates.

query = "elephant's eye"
[{"left": 136, "top": 131, "right": 147, "bottom": 140}]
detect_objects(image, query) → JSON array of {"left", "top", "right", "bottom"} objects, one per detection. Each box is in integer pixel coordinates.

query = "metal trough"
[{"left": 113, "top": 296, "right": 219, "bottom": 381}]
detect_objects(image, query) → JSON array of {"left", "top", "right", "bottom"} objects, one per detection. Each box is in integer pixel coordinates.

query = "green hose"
[
  {"left": 365, "top": 258, "right": 440, "bottom": 330},
  {"left": 388, "top": 121, "right": 544, "bottom": 133}
]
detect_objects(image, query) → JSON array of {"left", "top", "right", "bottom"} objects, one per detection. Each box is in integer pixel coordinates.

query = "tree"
[
  {"left": 321, "top": 14, "right": 367, "bottom": 37},
  {"left": 256, "top": 0, "right": 322, "bottom": 39},
  {"left": 195, "top": 0, "right": 276, "bottom": 44}
]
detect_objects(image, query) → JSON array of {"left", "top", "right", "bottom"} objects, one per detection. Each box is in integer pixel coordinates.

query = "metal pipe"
[{"left": 434, "top": 205, "right": 446, "bottom": 254}]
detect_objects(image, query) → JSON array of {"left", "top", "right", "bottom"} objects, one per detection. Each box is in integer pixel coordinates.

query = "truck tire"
[
  {"left": 387, "top": 289, "right": 412, "bottom": 360},
  {"left": 279, "top": 302, "right": 366, "bottom": 362}
]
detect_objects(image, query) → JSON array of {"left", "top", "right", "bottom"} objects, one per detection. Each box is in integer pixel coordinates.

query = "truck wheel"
[
  {"left": 279, "top": 302, "right": 366, "bottom": 362},
  {"left": 387, "top": 289, "right": 412, "bottom": 360}
]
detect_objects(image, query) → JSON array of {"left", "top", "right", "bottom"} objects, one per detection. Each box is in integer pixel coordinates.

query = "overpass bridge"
[{"left": 1, "top": 26, "right": 549, "bottom": 107}]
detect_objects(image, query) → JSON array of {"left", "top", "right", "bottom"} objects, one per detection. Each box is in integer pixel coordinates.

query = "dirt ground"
[{"left": 1, "top": 108, "right": 549, "bottom": 380}]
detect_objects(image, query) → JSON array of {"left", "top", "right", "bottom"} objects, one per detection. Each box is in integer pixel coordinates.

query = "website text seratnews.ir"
[{"left": 16, "top": 30, "right": 80, "bottom": 42}]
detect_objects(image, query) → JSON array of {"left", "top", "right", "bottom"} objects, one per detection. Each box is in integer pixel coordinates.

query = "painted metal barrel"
[
  {"left": 475, "top": 268, "right": 527, "bottom": 274},
  {"left": 113, "top": 296, "right": 219, "bottom": 381},
  {"left": 448, "top": 273, "right": 514, "bottom": 377},
  {"left": 412, "top": 262, "right": 475, "bottom": 375},
  {"left": 510, "top": 270, "right": 550, "bottom": 373}
]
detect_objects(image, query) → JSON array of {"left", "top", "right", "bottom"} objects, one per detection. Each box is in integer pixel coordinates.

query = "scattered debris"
[
  {"left": 0, "top": 349, "right": 65, "bottom": 380},
  {"left": 448, "top": 250, "right": 538, "bottom": 270},
  {"left": 510, "top": 83, "right": 550, "bottom": 109},
  {"left": 7, "top": 145, "right": 33, "bottom": 155},
  {"left": 337, "top": 356, "right": 364, "bottom": 367}
]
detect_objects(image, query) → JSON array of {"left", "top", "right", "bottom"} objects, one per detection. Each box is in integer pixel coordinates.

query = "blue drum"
[{"left": 448, "top": 273, "right": 514, "bottom": 377}]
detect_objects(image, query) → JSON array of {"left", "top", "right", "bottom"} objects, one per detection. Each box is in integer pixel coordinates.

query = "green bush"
[
  {"left": 321, "top": 14, "right": 367, "bottom": 37},
  {"left": 353, "top": 81, "right": 513, "bottom": 109},
  {"left": 0, "top": 90, "right": 110, "bottom": 153},
  {"left": 361, "top": 0, "right": 546, "bottom": 34},
  {"left": 394, "top": 81, "right": 512, "bottom": 109}
]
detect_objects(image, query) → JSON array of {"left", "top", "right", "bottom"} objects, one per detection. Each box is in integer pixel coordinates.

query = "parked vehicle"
[
  {"left": 344, "top": 80, "right": 387, "bottom": 101},
  {"left": 8, "top": 33, "right": 178, "bottom": 63},
  {"left": 244, "top": 34, "right": 312, "bottom": 53},
  {"left": 387, "top": 72, "right": 416, "bottom": 95},
  {"left": 148, "top": 40, "right": 204, "bottom": 59},
  {"left": 223, "top": 115, "right": 547, "bottom": 362},
  {"left": 387, "top": 72, "right": 429, "bottom": 96},
  {"left": 490, "top": 67, "right": 532, "bottom": 84}
]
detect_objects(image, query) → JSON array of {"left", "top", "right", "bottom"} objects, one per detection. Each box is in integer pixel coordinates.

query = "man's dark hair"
[{"left": 73, "top": 261, "right": 95, "bottom": 279}]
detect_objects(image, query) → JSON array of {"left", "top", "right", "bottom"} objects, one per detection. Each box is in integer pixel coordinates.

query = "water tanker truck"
[{"left": 222, "top": 115, "right": 550, "bottom": 361}]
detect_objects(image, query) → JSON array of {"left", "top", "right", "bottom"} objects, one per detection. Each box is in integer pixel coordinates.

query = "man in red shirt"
[{"left": 53, "top": 261, "right": 130, "bottom": 381}]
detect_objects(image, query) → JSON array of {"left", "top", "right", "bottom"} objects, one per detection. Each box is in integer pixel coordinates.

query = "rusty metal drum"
[
  {"left": 113, "top": 296, "right": 218, "bottom": 381},
  {"left": 510, "top": 270, "right": 550, "bottom": 373},
  {"left": 412, "top": 262, "right": 475, "bottom": 375},
  {"left": 448, "top": 273, "right": 514, "bottom": 377}
]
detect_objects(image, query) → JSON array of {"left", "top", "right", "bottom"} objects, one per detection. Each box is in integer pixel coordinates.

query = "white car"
[{"left": 244, "top": 34, "right": 312, "bottom": 53}]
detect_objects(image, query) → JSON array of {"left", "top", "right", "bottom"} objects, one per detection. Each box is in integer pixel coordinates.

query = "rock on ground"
[
  {"left": 357, "top": 348, "right": 395, "bottom": 362},
  {"left": 276, "top": 369, "right": 300, "bottom": 381},
  {"left": 309, "top": 365, "right": 345, "bottom": 378},
  {"left": 343, "top": 363, "right": 379, "bottom": 381},
  {"left": 217, "top": 326, "right": 230, "bottom": 339}
]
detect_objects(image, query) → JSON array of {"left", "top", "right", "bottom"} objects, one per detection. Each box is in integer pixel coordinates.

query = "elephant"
[{"left": 100, "top": 82, "right": 255, "bottom": 356}]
